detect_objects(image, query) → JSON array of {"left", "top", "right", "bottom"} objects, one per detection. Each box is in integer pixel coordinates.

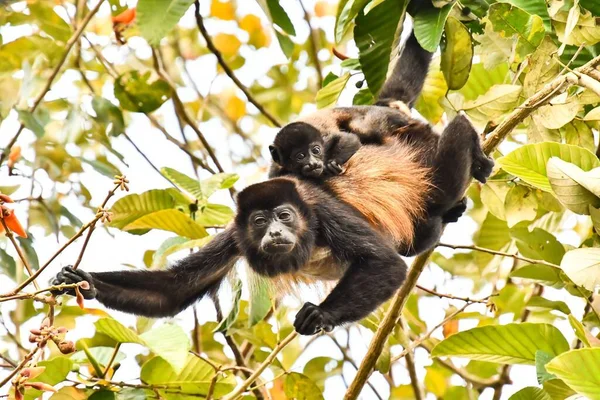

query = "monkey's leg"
[
  {"left": 430, "top": 115, "right": 492, "bottom": 215},
  {"left": 376, "top": 32, "right": 433, "bottom": 107},
  {"left": 398, "top": 216, "right": 443, "bottom": 256}
]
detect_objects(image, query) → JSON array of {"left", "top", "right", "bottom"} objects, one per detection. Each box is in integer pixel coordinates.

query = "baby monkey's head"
[{"left": 269, "top": 122, "right": 325, "bottom": 178}]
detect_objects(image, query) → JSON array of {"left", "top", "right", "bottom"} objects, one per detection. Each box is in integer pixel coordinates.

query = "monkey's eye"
[
  {"left": 312, "top": 146, "right": 321, "bottom": 155},
  {"left": 279, "top": 211, "right": 292, "bottom": 221},
  {"left": 296, "top": 152, "right": 306, "bottom": 161},
  {"left": 254, "top": 216, "right": 267, "bottom": 226}
]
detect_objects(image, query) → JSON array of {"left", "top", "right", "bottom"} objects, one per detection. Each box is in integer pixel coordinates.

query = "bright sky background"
[{"left": 0, "top": 1, "right": 590, "bottom": 399}]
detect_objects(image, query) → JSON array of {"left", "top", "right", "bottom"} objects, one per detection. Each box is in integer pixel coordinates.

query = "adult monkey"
[{"left": 52, "top": 26, "right": 493, "bottom": 334}]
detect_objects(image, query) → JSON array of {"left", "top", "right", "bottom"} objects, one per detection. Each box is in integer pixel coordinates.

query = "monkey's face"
[
  {"left": 247, "top": 204, "right": 301, "bottom": 255},
  {"left": 290, "top": 141, "right": 325, "bottom": 178}
]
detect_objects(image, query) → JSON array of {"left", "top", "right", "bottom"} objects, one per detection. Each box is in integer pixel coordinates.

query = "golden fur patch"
[{"left": 326, "top": 138, "right": 431, "bottom": 247}]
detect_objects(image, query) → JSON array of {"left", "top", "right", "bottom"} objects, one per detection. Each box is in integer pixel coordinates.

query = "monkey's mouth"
[
  {"left": 262, "top": 240, "right": 295, "bottom": 254},
  {"left": 302, "top": 165, "right": 324, "bottom": 178}
]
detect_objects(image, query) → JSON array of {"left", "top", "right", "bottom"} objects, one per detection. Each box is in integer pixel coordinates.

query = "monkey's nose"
[
  {"left": 269, "top": 230, "right": 282, "bottom": 238},
  {"left": 309, "top": 162, "right": 319, "bottom": 169}
]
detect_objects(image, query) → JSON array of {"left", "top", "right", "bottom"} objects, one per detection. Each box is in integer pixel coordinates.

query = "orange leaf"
[
  {"left": 112, "top": 8, "right": 136, "bottom": 24},
  {"left": 7, "top": 145, "right": 21, "bottom": 167},
  {"left": 0, "top": 193, "right": 14, "bottom": 203},
  {"left": 75, "top": 287, "right": 85, "bottom": 309},
  {"left": 442, "top": 319, "right": 459, "bottom": 338},
  {"left": 1, "top": 209, "right": 27, "bottom": 238}
]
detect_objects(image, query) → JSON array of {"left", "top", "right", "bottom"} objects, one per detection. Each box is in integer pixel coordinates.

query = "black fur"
[
  {"left": 53, "top": 179, "right": 407, "bottom": 335},
  {"left": 269, "top": 122, "right": 361, "bottom": 179}
]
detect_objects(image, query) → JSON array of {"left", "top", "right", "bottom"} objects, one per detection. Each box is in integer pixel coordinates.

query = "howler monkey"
[
  {"left": 53, "top": 178, "right": 407, "bottom": 335},
  {"left": 53, "top": 25, "right": 494, "bottom": 335}
]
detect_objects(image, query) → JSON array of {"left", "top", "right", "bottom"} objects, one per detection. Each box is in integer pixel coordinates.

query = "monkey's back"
[{"left": 326, "top": 138, "right": 432, "bottom": 247}]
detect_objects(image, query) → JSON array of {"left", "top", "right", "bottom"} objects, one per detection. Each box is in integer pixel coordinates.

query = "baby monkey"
[{"left": 269, "top": 122, "right": 361, "bottom": 178}]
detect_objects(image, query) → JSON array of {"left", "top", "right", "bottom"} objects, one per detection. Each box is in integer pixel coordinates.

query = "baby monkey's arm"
[{"left": 324, "top": 133, "right": 361, "bottom": 175}]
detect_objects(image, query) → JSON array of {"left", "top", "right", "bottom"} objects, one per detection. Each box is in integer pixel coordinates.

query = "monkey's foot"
[
  {"left": 389, "top": 100, "right": 411, "bottom": 117},
  {"left": 472, "top": 154, "right": 494, "bottom": 183},
  {"left": 294, "top": 302, "right": 334, "bottom": 335},
  {"left": 52, "top": 266, "right": 97, "bottom": 299},
  {"left": 442, "top": 197, "right": 467, "bottom": 223}
]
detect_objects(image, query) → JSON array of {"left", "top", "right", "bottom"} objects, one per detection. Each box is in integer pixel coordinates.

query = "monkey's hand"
[
  {"left": 51, "top": 266, "right": 97, "bottom": 300},
  {"left": 294, "top": 302, "right": 334, "bottom": 335},
  {"left": 442, "top": 197, "right": 467, "bottom": 223},
  {"left": 325, "top": 160, "right": 344, "bottom": 176}
]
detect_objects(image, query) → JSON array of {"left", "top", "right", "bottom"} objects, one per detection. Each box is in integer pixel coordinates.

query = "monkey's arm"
[
  {"left": 53, "top": 228, "right": 240, "bottom": 317},
  {"left": 294, "top": 200, "right": 407, "bottom": 334},
  {"left": 324, "top": 133, "right": 361, "bottom": 175}
]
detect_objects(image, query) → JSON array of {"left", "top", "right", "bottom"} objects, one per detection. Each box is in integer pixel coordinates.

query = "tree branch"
[
  {"left": 193, "top": 1, "right": 281, "bottom": 128},
  {"left": 0, "top": 0, "right": 105, "bottom": 165},
  {"left": 437, "top": 242, "right": 559, "bottom": 268},
  {"left": 299, "top": 0, "right": 323, "bottom": 87}
]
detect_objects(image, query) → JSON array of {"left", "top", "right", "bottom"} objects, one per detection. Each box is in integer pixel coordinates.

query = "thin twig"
[
  {"left": 0, "top": 0, "right": 105, "bottom": 165},
  {"left": 416, "top": 285, "right": 493, "bottom": 304},
  {"left": 437, "top": 242, "right": 559, "bottom": 268},
  {"left": 221, "top": 332, "right": 297, "bottom": 400},
  {"left": 399, "top": 318, "right": 422, "bottom": 400},
  {"left": 298, "top": 0, "right": 323, "bottom": 87},
  {"left": 193, "top": 1, "right": 281, "bottom": 127}
]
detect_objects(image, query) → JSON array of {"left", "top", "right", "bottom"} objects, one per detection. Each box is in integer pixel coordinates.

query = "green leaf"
[
  {"left": 547, "top": 158, "right": 600, "bottom": 214},
  {"left": 546, "top": 348, "right": 600, "bottom": 399},
  {"left": 248, "top": 275, "right": 272, "bottom": 327},
  {"left": 413, "top": 3, "right": 454, "bottom": 52},
  {"left": 503, "top": 0, "right": 551, "bottom": 31},
  {"left": 316, "top": 73, "right": 350, "bottom": 108},
  {"left": 462, "top": 84, "right": 521, "bottom": 125},
  {"left": 125, "top": 209, "right": 208, "bottom": 239},
  {"left": 488, "top": 3, "right": 545, "bottom": 60},
  {"left": 354, "top": 0, "right": 407, "bottom": 96},
  {"left": 504, "top": 185, "right": 537, "bottom": 228},
  {"left": 114, "top": 71, "right": 172, "bottom": 113},
  {"left": 510, "top": 264, "right": 564, "bottom": 289},
  {"left": 431, "top": 323, "right": 569, "bottom": 364},
  {"left": 304, "top": 357, "right": 342, "bottom": 390},
  {"left": 92, "top": 97, "right": 125, "bottom": 137},
  {"left": 441, "top": 17, "right": 472, "bottom": 90},
  {"left": 284, "top": 372, "right": 324, "bottom": 400},
  {"left": 96, "top": 318, "right": 189, "bottom": 373},
  {"left": 110, "top": 189, "right": 177, "bottom": 229},
  {"left": 263, "top": 0, "right": 295, "bottom": 35},
  {"left": 274, "top": 30, "right": 294, "bottom": 58},
  {"left": 0, "top": 247, "right": 16, "bottom": 280},
  {"left": 560, "top": 248, "right": 600, "bottom": 291},
  {"left": 137, "top": 0, "right": 194, "bottom": 45},
  {"left": 414, "top": 58, "right": 448, "bottom": 124},
  {"left": 196, "top": 204, "right": 234, "bottom": 226},
  {"left": 509, "top": 387, "right": 552, "bottom": 400},
  {"left": 527, "top": 296, "right": 571, "bottom": 315},
  {"left": 543, "top": 379, "right": 577, "bottom": 400},
  {"left": 568, "top": 314, "right": 591, "bottom": 348},
  {"left": 335, "top": 0, "right": 370, "bottom": 43},
  {"left": 524, "top": 38, "right": 560, "bottom": 97},
  {"left": 24, "top": 357, "right": 73, "bottom": 400},
  {"left": 496, "top": 143, "right": 600, "bottom": 192},
  {"left": 140, "top": 324, "right": 190, "bottom": 374},
  {"left": 353, "top": 88, "right": 374, "bottom": 105},
  {"left": 459, "top": 63, "right": 509, "bottom": 101},
  {"left": 214, "top": 276, "right": 243, "bottom": 332},
  {"left": 141, "top": 354, "right": 235, "bottom": 398},
  {"left": 474, "top": 22, "right": 513, "bottom": 69},
  {"left": 28, "top": 2, "right": 72, "bottom": 42},
  {"left": 581, "top": 0, "right": 600, "bottom": 16},
  {"left": 536, "top": 350, "right": 557, "bottom": 384},
  {"left": 510, "top": 227, "right": 565, "bottom": 265},
  {"left": 200, "top": 173, "right": 239, "bottom": 198},
  {"left": 17, "top": 109, "right": 44, "bottom": 138},
  {"left": 162, "top": 167, "right": 203, "bottom": 200}
]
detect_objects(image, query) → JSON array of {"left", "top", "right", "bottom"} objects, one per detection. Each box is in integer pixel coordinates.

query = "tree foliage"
[{"left": 1, "top": 0, "right": 600, "bottom": 399}]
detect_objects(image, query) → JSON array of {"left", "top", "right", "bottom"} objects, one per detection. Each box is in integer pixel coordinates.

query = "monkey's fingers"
[{"left": 326, "top": 161, "right": 343, "bottom": 175}]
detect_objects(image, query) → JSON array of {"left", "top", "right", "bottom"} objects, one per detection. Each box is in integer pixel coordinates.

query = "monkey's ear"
[{"left": 269, "top": 145, "right": 282, "bottom": 165}]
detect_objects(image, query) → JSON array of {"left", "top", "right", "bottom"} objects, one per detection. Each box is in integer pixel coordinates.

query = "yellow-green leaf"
[
  {"left": 547, "top": 158, "right": 600, "bottom": 214},
  {"left": 432, "top": 323, "right": 569, "bottom": 365},
  {"left": 441, "top": 17, "right": 472, "bottom": 90},
  {"left": 546, "top": 348, "right": 600, "bottom": 399},
  {"left": 560, "top": 248, "right": 600, "bottom": 291}
]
